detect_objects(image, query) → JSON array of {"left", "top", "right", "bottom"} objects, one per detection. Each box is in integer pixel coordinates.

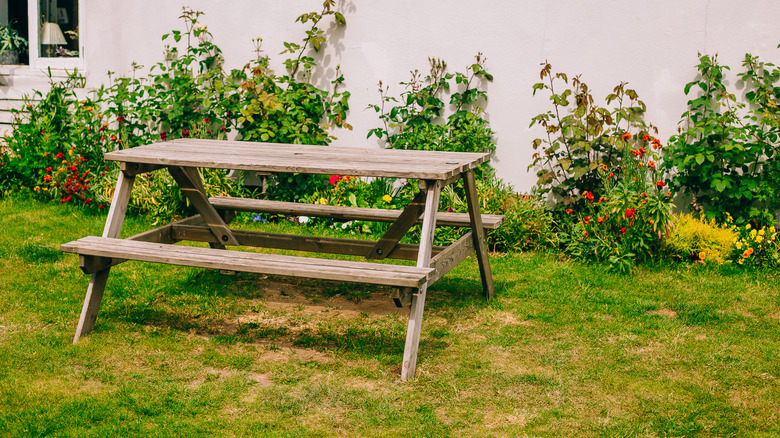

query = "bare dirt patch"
[{"left": 647, "top": 308, "right": 678, "bottom": 318}]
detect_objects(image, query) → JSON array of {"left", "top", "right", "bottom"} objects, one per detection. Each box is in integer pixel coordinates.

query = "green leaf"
[
  {"left": 695, "top": 154, "right": 705, "bottom": 165},
  {"left": 334, "top": 12, "right": 346, "bottom": 24}
]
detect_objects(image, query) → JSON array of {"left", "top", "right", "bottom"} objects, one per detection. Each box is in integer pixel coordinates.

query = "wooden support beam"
[
  {"left": 120, "top": 162, "right": 166, "bottom": 176},
  {"left": 401, "top": 179, "right": 441, "bottom": 381},
  {"left": 428, "top": 231, "right": 475, "bottom": 285},
  {"left": 168, "top": 166, "right": 239, "bottom": 246},
  {"left": 464, "top": 170, "right": 495, "bottom": 299},
  {"left": 366, "top": 189, "right": 428, "bottom": 260},
  {"left": 73, "top": 170, "right": 135, "bottom": 343},
  {"left": 392, "top": 287, "right": 414, "bottom": 308},
  {"left": 170, "top": 224, "right": 444, "bottom": 261}
]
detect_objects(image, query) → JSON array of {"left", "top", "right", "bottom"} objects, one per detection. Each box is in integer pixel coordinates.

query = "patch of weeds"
[{"left": 16, "top": 243, "right": 62, "bottom": 263}]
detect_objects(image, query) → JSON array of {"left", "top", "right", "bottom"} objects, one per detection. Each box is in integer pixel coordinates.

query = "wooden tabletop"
[{"left": 104, "top": 139, "right": 491, "bottom": 180}]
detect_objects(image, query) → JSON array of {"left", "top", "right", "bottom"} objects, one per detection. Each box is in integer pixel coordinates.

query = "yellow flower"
[
  {"left": 382, "top": 194, "right": 393, "bottom": 203},
  {"left": 738, "top": 258, "right": 745, "bottom": 265},
  {"left": 698, "top": 252, "right": 706, "bottom": 260},
  {"left": 771, "top": 226, "right": 776, "bottom": 233},
  {"left": 746, "top": 224, "right": 752, "bottom": 230},
  {"left": 756, "top": 235, "right": 764, "bottom": 243},
  {"left": 318, "top": 197, "right": 328, "bottom": 205},
  {"left": 759, "top": 228, "right": 765, "bottom": 236},
  {"left": 750, "top": 229, "right": 757, "bottom": 238},
  {"left": 736, "top": 242, "right": 743, "bottom": 249},
  {"left": 34, "top": 186, "right": 40, "bottom": 192}
]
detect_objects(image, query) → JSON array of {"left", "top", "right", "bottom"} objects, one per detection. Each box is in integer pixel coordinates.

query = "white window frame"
[{"left": 27, "top": 0, "right": 85, "bottom": 71}]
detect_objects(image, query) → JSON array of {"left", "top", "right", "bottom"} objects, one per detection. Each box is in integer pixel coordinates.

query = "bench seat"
[
  {"left": 208, "top": 196, "right": 505, "bottom": 229},
  {"left": 60, "top": 236, "right": 433, "bottom": 288}
]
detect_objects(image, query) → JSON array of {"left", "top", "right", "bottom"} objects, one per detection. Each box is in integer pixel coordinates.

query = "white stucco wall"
[{"left": 78, "top": 0, "right": 780, "bottom": 192}]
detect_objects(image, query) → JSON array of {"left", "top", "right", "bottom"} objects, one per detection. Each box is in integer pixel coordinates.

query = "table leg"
[
  {"left": 401, "top": 180, "right": 441, "bottom": 381},
  {"left": 463, "top": 170, "right": 495, "bottom": 298},
  {"left": 73, "top": 170, "right": 136, "bottom": 343}
]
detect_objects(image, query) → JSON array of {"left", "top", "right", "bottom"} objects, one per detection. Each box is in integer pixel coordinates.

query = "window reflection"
[{"left": 39, "top": 0, "right": 77, "bottom": 58}]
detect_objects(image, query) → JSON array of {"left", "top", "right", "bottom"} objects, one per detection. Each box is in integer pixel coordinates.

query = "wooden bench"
[
  {"left": 61, "top": 237, "right": 434, "bottom": 288},
  {"left": 208, "top": 196, "right": 505, "bottom": 229}
]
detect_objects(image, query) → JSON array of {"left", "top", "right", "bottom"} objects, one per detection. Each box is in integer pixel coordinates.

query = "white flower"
[{"left": 298, "top": 216, "right": 310, "bottom": 224}]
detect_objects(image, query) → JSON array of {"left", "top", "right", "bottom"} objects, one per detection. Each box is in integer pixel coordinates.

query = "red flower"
[
  {"left": 651, "top": 139, "right": 662, "bottom": 149},
  {"left": 203, "top": 117, "right": 211, "bottom": 124},
  {"left": 648, "top": 161, "right": 656, "bottom": 170},
  {"left": 656, "top": 181, "right": 665, "bottom": 189},
  {"left": 565, "top": 208, "right": 573, "bottom": 215},
  {"left": 159, "top": 132, "right": 168, "bottom": 140},
  {"left": 642, "top": 135, "right": 651, "bottom": 142},
  {"left": 43, "top": 175, "right": 52, "bottom": 182},
  {"left": 583, "top": 216, "right": 591, "bottom": 225},
  {"left": 45, "top": 167, "right": 52, "bottom": 173},
  {"left": 98, "top": 204, "right": 105, "bottom": 209},
  {"left": 329, "top": 175, "right": 345, "bottom": 185},
  {"left": 84, "top": 198, "right": 93, "bottom": 205},
  {"left": 110, "top": 135, "right": 118, "bottom": 141},
  {"left": 584, "top": 191, "right": 595, "bottom": 202},
  {"left": 583, "top": 231, "right": 588, "bottom": 237},
  {"left": 625, "top": 208, "right": 636, "bottom": 219},
  {"left": 181, "top": 128, "right": 190, "bottom": 137},
  {"left": 597, "top": 217, "right": 606, "bottom": 224},
  {"left": 622, "top": 132, "right": 632, "bottom": 140},
  {"left": 620, "top": 227, "right": 627, "bottom": 235},
  {"left": 55, "top": 152, "right": 65, "bottom": 159}
]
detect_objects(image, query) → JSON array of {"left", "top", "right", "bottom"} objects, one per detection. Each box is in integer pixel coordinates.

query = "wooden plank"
[
  {"left": 61, "top": 237, "right": 433, "bottom": 288},
  {"left": 170, "top": 224, "right": 444, "bottom": 260},
  {"left": 428, "top": 231, "right": 475, "bottom": 285},
  {"left": 401, "top": 180, "right": 442, "bottom": 381},
  {"left": 366, "top": 190, "right": 427, "bottom": 260},
  {"left": 120, "top": 162, "right": 166, "bottom": 176},
  {"left": 168, "top": 166, "right": 240, "bottom": 246},
  {"left": 208, "top": 197, "right": 505, "bottom": 229},
  {"left": 392, "top": 287, "right": 414, "bottom": 308},
  {"left": 78, "top": 215, "right": 208, "bottom": 274},
  {"left": 104, "top": 141, "right": 490, "bottom": 180},
  {"left": 72, "top": 170, "right": 135, "bottom": 343},
  {"left": 464, "top": 170, "right": 495, "bottom": 299}
]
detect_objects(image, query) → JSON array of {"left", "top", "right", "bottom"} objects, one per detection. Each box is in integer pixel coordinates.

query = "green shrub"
[
  {"left": 529, "top": 62, "right": 658, "bottom": 208},
  {"left": 368, "top": 54, "right": 495, "bottom": 179},
  {"left": 664, "top": 53, "right": 780, "bottom": 225},
  {"left": 665, "top": 213, "right": 736, "bottom": 264},
  {"left": 438, "top": 172, "right": 556, "bottom": 252}
]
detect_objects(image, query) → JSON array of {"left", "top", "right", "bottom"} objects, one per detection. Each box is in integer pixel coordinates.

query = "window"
[{"left": 0, "top": 0, "right": 83, "bottom": 69}]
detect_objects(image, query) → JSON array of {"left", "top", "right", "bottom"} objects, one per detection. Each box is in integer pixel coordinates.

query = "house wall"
[{"left": 71, "top": 0, "right": 780, "bottom": 191}]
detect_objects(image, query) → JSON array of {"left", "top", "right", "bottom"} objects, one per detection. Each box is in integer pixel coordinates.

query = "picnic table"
[{"left": 61, "top": 139, "right": 503, "bottom": 380}]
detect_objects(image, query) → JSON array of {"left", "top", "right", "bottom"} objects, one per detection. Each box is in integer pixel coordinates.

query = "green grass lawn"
[{"left": 1, "top": 195, "right": 779, "bottom": 437}]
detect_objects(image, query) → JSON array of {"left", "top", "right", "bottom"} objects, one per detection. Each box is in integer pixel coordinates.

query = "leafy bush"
[
  {"left": 529, "top": 62, "right": 658, "bottom": 208},
  {"left": 665, "top": 53, "right": 780, "bottom": 225},
  {"left": 665, "top": 213, "right": 736, "bottom": 264},
  {"left": 368, "top": 54, "right": 495, "bottom": 178},
  {"left": 437, "top": 172, "right": 556, "bottom": 252}
]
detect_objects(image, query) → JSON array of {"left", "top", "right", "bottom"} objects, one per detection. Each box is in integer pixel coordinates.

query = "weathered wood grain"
[
  {"left": 428, "top": 231, "right": 476, "bottom": 285},
  {"left": 168, "top": 166, "right": 240, "bottom": 246},
  {"left": 61, "top": 237, "right": 433, "bottom": 288},
  {"left": 464, "top": 170, "right": 495, "bottom": 299},
  {"left": 366, "top": 190, "right": 427, "bottom": 260},
  {"left": 170, "top": 224, "right": 445, "bottom": 260},
  {"left": 401, "top": 180, "right": 442, "bottom": 381},
  {"left": 208, "top": 197, "right": 505, "bottom": 229},
  {"left": 104, "top": 140, "right": 490, "bottom": 180}
]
